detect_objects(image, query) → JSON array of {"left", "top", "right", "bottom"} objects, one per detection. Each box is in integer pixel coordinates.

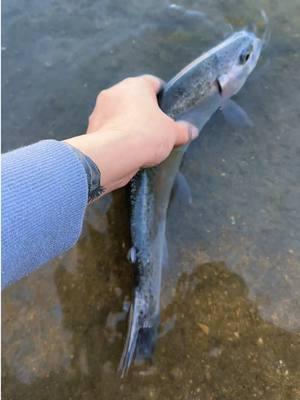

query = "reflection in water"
[{"left": 2, "top": 0, "right": 300, "bottom": 398}]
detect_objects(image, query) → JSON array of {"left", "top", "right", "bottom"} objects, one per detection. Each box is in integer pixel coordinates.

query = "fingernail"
[
  {"left": 177, "top": 120, "right": 199, "bottom": 142},
  {"left": 188, "top": 124, "right": 199, "bottom": 141},
  {"left": 157, "top": 78, "right": 166, "bottom": 93}
]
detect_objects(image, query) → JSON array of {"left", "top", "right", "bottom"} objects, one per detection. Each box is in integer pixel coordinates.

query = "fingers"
[
  {"left": 139, "top": 74, "right": 165, "bottom": 94},
  {"left": 175, "top": 121, "right": 199, "bottom": 146},
  {"left": 138, "top": 76, "right": 200, "bottom": 147}
]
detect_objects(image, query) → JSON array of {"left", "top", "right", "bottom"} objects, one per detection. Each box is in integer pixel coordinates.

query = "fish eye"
[{"left": 239, "top": 45, "right": 253, "bottom": 65}]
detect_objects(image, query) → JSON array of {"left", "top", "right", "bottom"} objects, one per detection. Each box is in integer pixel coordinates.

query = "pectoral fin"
[
  {"left": 222, "top": 99, "right": 254, "bottom": 128},
  {"left": 93, "top": 193, "right": 113, "bottom": 214},
  {"left": 171, "top": 172, "right": 193, "bottom": 206},
  {"left": 127, "top": 246, "right": 137, "bottom": 264}
]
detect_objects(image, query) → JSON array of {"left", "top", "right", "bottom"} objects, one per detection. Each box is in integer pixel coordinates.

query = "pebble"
[
  {"left": 230, "top": 216, "right": 236, "bottom": 225},
  {"left": 138, "top": 366, "right": 157, "bottom": 377},
  {"left": 149, "top": 389, "right": 156, "bottom": 399},
  {"left": 102, "top": 361, "right": 113, "bottom": 374},
  {"left": 209, "top": 347, "right": 223, "bottom": 358},
  {"left": 114, "top": 287, "right": 122, "bottom": 297},
  {"left": 205, "top": 370, "right": 211, "bottom": 381},
  {"left": 197, "top": 323, "right": 209, "bottom": 335},
  {"left": 170, "top": 367, "right": 183, "bottom": 380}
]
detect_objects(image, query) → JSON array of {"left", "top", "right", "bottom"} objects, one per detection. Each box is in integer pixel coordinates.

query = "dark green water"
[{"left": 2, "top": 0, "right": 300, "bottom": 399}]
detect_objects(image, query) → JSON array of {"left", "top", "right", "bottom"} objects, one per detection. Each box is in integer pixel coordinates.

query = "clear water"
[{"left": 2, "top": 0, "right": 300, "bottom": 399}]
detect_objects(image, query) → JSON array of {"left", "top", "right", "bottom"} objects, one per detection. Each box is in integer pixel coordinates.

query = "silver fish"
[{"left": 119, "top": 30, "right": 262, "bottom": 377}]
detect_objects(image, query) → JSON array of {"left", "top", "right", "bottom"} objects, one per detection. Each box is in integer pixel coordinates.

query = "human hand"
[{"left": 65, "top": 75, "right": 199, "bottom": 194}]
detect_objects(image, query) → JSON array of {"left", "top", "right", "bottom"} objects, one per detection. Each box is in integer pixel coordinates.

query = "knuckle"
[
  {"left": 97, "top": 89, "right": 109, "bottom": 102},
  {"left": 139, "top": 75, "right": 153, "bottom": 88},
  {"left": 122, "top": 77, "right": 136, "bottom": 86},
  {"left": 96, "top": 93, "right": 102, "bottom": 104},
  {"left": 125, "top": 75, "right": 148, "bottom": 88},
  {"left": 88, "top": 113, "right": 94, "bottom": 123},
  {"left": 141, "top": 74, "right": 162, "bottom": 90},
  {"left": 139, "top": 75, "right": 149, "bottom": 83}
]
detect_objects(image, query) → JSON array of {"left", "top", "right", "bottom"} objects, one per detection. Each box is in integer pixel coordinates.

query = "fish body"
[{"left": 119, "top": 31, "right": 262, "bottom": 377}]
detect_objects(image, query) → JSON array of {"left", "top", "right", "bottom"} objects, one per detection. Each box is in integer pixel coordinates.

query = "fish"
[{"left": 119, "top": 30, "right": 263, "bottom": 377}]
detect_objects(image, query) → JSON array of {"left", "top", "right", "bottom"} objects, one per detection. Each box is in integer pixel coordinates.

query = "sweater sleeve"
[{"left": 1, "top": 140, "right": 88, "bottom": 289}]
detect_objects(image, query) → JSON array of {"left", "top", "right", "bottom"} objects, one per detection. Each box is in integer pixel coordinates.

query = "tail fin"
[
  {"left": 118, "top": 301, "right": 140, "bottom": 378},
  {"left": 135, "top": 325, "right": 158, "bottom": 360},
  {"left": 118, "top": 300, "right": 159, "bottom": 378}
]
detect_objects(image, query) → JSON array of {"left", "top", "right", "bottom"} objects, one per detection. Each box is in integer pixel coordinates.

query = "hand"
[{"left": 65, "top": 75, "right": 199, "bottom": 194}]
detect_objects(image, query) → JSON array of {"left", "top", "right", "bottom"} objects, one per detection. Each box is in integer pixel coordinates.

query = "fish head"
[{"left": 216, "top": 31, "right": 262, "bottom": 99}]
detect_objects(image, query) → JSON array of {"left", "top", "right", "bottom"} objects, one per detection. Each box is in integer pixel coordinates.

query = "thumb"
[{"left": 175, "top": 120, "right": 199, "bottom": 146}]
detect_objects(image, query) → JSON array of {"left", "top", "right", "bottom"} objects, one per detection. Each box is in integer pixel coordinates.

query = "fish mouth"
[{"left": 253, "top": 35, "right": 263, "bottom": 65}]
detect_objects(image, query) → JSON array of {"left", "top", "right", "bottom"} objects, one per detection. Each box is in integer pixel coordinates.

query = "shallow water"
[{"left": 2, "top": 0, "right": 300, "bottom": 399}]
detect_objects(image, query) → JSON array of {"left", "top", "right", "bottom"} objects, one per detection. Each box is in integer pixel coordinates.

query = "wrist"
[
  {"left": 64, "top": 142, "right": 104, "bottom": 202},
  {"left": 64, "top": 129, "right": 142, "bottom": 193}
]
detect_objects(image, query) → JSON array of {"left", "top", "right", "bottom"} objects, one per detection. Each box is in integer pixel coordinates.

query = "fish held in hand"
[{"left": 119, "top": 30, "right": 262, "bottom": 377}]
